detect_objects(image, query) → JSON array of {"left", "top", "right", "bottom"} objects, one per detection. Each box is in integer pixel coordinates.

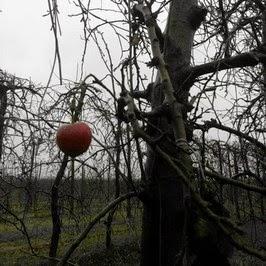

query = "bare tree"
[
  {"left": 56, "top": 0, "right": 266, "bottom": 265},
  {"left": 1, "top": 0, "right": 266, "bottom": 265}
]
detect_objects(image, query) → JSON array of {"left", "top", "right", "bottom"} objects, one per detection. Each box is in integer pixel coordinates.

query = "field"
[
  {"left": 0, "top": 178, "right": 265, "bottom": 265},
  {"left": 0, "top": 178, "right": 142, "bottom": 265}
]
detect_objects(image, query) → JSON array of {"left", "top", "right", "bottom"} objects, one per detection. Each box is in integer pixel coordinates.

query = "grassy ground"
[
  {"left": 77, "top": 239, "right": 140, "bottom": 266},
  {"left": 0, "top": 198, "right": 264, "bottom": 265},
  {"left": 0, "top": 201, "right": 142, "bottom": 265}
]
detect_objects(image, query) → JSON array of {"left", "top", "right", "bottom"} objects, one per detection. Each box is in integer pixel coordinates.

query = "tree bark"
[
  {"left": 140, "top": 1, "right": 197, "bottom": 265},
  {"left": 0, "top": 87, "right": 7, "bottom": 163},
  {"left": 49, "top": 154, "right": 68, "bottom": 259},
  {"left": 262, "top": 6, "right": 266, "bottom": 188},
  {"left": 69, "top": 158, "right": 75, "bottom": 216},
  {"left": 105, "top": 120, "right": 121, "bottom": 249}
]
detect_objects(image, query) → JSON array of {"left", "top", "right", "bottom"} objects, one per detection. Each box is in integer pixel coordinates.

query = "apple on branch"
[{"left": 56, "top": 122, "right": 92, "bottom": 157}]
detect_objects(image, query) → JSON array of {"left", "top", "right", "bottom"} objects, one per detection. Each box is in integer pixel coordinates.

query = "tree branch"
[
  {"left": 195, "top": 119, "right": 266, "bottom": 151},
  {"left": 58, "top": 191, "right": 138, "bottom": 265},
  {"left": 203, "top": 170, "right": 266, "bottom": 195},
  {"left": 186, "top": 49, "right": 266, "bottom": 80}
]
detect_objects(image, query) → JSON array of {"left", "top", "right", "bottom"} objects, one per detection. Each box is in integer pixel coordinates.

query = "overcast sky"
[
  {"left": 0, "top": 1, "right": 196, "bottom": 87},
  {"left": 0, "top": 1, "right": 111, "bottom": 85},
  {"left": 0, "top": 1, "right": 245, "bottom": 145}
]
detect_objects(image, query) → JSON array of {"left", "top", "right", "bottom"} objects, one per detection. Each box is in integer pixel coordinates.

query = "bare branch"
[
  {"left": 58, "top": 191, "right": 138, "bottom": 265},
  {"left": 187, "top": 49, "right": 266, "bottom": 80}
]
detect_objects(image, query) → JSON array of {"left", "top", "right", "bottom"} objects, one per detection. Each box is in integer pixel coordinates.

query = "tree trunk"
[
  {"left": 262, "top": 7, "right": 266, "bottom": 190},
  {"left": 69, "top": 158, "right": 75, "bottom": 217},
  {"left": 126, "top": 125, "right": 132, "bottom": 220},
  {"left": 80, "top": 163, "right": 86, "bottom": 214},
  {"left": 233, "top": 151, "right": 241, "bottom": 221},
  {"left": 0, "top": 87, "right": 7, "bottom": 163},
  {"left": 105, "top": 120, "right": 121, "bottom": 249},
  {"left": 49, "top": 154, "right": 68, "bottom": 259},
  {"left": 140, "top": 1, "right": 198, "bottom": 265}
]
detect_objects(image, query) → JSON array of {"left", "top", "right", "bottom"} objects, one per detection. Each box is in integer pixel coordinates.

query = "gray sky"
[
  {"left": 0, "top": 1, "right": 101, "bottom": 84},
  {"left": 0, "top": 1, "right": 169, "bottom": 86}
]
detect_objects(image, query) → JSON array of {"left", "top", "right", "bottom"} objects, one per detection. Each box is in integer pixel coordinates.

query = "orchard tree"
[
  {"left": 54, "top": 0, "right": 266, "bottom": 265},
  {"left": 1, "top": 0, "right": 266, "bottom": 265}
]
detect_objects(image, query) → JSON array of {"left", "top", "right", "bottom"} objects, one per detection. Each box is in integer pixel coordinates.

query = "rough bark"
[
  {"left": 140, "top": 1, "right": 197, "bottom": 265},
  {"left": 262, "top": 6, "right": 266, "bottom": 187}
]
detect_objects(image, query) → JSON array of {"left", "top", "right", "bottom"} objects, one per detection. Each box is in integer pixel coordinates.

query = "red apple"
[{"left": 56, "top": 122, "right": 92, "bottom": 157}]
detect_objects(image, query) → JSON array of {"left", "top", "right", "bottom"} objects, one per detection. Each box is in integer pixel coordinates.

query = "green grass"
[{"left": 0, "top": 201, "right": 142, "bottom": 265}]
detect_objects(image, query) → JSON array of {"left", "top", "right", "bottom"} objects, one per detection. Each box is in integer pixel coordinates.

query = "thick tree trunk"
[
  {"left": 262, "top": 8, "right": 266, "bottom": 187},
  {"left": 141, "top": 153, "right": 187, "bottom": 266},
  {"left": 140, "top": 1, "right": 197, "bottom": 265},
  {"left": 263, "top": 9, "right": 266, "bottom": 107}
]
